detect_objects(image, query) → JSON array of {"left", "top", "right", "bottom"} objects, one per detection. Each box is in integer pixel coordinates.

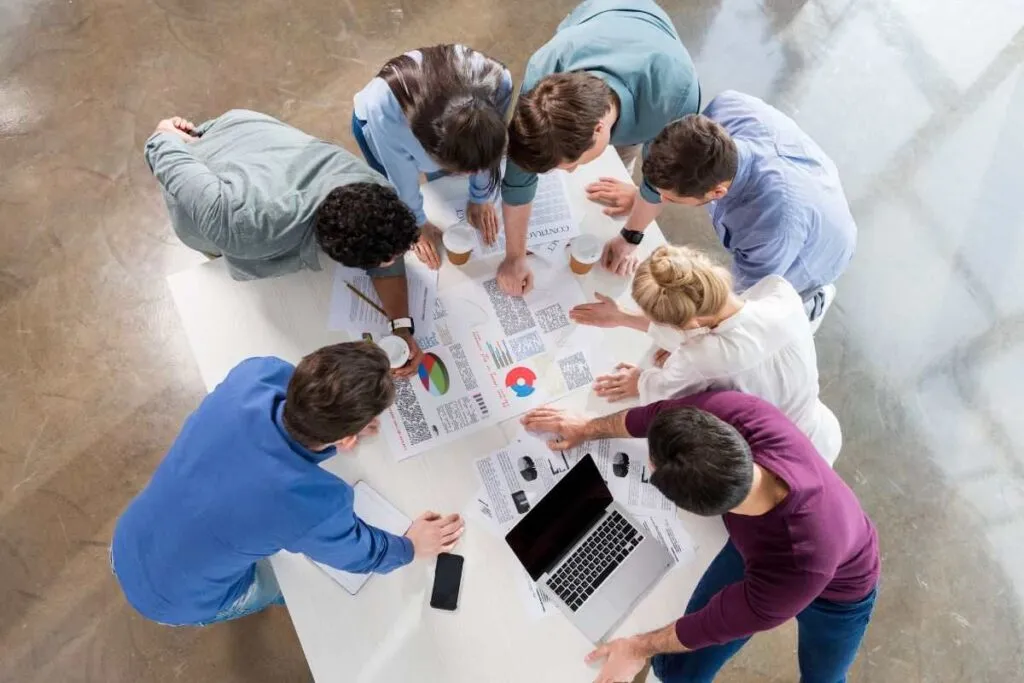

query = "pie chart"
[
  {"left": 505, "top": 366, "right": 537, "bottom": 398},
  {"left": 418, "top": 353, "right": 451, "bottom": 396}
]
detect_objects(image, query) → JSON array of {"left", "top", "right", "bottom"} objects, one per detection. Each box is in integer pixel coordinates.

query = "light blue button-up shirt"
[
  {"left": 354, "top": 47, "right": 514, "bottom": 226},
  {"left": 704, "top": 91, "right": 857, "bottom": 298}
]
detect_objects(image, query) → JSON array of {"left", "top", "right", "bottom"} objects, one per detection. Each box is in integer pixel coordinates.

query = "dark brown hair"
[
  {"left": 508, "top": 72, "right": 614, "bottom": 173},
  {"left": 283, "top": 342, "right": 395, "bottom": 448},
  {"left": 379, "top": 44, "right": 508, "bottom": 192},
  {"left": 648, "top": 407, "right": 753, "bottom": 516},
  {"left": 643, "top": 115, "right": 739, "bottom": 198}
]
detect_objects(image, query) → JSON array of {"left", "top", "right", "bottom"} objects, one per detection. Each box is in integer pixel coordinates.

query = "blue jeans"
[
  {"left": 202, "top": 559, "right": 285, "bottom": 625},
  {"left": 652, "top": 542, "right": 876, "bottom": 683}
]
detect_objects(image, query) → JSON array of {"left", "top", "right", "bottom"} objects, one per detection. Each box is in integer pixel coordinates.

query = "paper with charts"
[{"left": 380, "top": 263, "right": 608, "bottom": 460}]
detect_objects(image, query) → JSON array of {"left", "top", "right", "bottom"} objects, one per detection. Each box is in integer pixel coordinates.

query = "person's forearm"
[
  {"left": 370, "top": 275, "right": 409, "bottom": 320},
  {"left": 582, "top": 410, "right": 632, "bottom": 441},
  {"left": 623, "top": 194, "right": 664, "bottom": 233},
  {"left": 502, "top": 202, "right": 532, "bottom": 257},
  {"left": 617, "top": 311, "right": 652, "bottom": 332},
  {"left": 630, "top": 623, "right": 689, "bottom": 658}
]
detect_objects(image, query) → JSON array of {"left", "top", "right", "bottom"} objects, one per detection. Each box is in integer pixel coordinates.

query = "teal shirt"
[{"left": 502, "top": 0, "right": 700, "bottom": 206}]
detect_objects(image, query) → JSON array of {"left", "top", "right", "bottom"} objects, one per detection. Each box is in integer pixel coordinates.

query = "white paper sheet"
[
  {"left": 379, "top": 262, "right": 610, "bottom": 460},
  {"left": 327, "top": 256, "right": 439, "bottom": 346},
  {"left": 446, "top": 171, "right": 579, "bottom": 259}
]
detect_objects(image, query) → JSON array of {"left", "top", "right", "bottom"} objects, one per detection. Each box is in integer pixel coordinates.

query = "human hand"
[
  {"left": 392, "top": 329, "right": 423, "bottom": 378},
  {"left": 570, "top": 293, "right": 624, "bottom": 328},
  {"left": 601, "top": 234, "right": 639, "bottom": 277},
  {"left": 405, "top": 511, "right": 465, "bottom": 557},
  {"left": 154, "top": 117, "right": 198, "bottom": 143},
  {"left": 520, "top": 407, "right": 589, "bottom": 450},
  {"left": 586, "top": 176, "right": 638, "bottom": 217},
  {"left": 413, "top": 222, "right": 443, "bottom": 270},
  {"left": 586, "top": 638, "right": 647, "bottom": 683},
  {"left": 653, "top": 348, "right": 671, "bottom": 368},
  {"left": 466, "top": 201, "right": 500, "bottom": 245},
  {"left": 497, "top": 255, "right": 534, "bottom": 296},
  {"left": 593, "top": 363, "right": 641, "bottom": 402}
]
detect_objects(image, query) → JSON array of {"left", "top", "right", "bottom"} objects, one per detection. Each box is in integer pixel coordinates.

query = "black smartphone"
[{"left": 429, "top": 552, "right": 464, "bottom": 611}]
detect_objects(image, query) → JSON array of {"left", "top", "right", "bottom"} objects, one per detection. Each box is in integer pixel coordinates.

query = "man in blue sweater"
[{"left": 112, "top": 342, "right": 464, "bottom": 626}]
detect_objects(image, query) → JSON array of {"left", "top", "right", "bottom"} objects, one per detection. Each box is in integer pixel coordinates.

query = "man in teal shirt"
[{"left": 497, "top": 0, "right": 700, "bottom": 295}]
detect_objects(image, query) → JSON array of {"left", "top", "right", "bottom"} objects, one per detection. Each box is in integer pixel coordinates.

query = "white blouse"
[{"left": 640, "top": 275, "right": 842, "bottom": 465}]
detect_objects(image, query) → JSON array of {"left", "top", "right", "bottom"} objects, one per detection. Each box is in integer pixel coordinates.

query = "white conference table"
[{"left": 167, "top": 147, "right": 728, "bottom": 683}]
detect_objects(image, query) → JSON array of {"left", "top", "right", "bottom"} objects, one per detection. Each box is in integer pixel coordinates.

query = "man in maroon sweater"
[{"left": 522, "top": 390, "right": 880, "bottom": 683}]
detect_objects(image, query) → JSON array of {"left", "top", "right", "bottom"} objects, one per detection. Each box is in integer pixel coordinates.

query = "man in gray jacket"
[{"left": 145, "top": 110, "right": 424, "bottom": 373}]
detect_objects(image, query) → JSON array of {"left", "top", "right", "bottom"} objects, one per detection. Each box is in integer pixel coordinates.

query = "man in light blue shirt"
[
  {"left": 112, "top": 342, "right": 464, "bottom": 626},
  {"left": 496, "top": 0, "right": 699, "bottom": 295},
  {"left": 617, "top": 91, "right": 857, "bottom": 327}
]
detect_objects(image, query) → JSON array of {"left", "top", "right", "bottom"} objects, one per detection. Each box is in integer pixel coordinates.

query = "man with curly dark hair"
[{"left": 145, "top": 110, "right": 426, "bottom": 374}]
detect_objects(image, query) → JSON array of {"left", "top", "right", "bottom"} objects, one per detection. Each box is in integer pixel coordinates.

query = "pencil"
[{"left": 345, "top": 282, "right": 388, "bottom": 317}]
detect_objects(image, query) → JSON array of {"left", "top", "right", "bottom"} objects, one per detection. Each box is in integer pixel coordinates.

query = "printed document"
[
  {"left": 328, "top": 256, "right": 439, "bottom": 346},
  {"left": 379, "top": 262, "right": 608, "bottom": 459}
]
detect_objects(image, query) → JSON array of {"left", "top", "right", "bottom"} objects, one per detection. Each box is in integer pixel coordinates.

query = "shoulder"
[
  {"left": 744, "top": 275, "right": 803, "bottom": 306},
  {"left": 692, "top": 391, "right": 813, "bottom": 448},
  {"left": 220, "top": 356, "right": 295, "bottom": 390}
]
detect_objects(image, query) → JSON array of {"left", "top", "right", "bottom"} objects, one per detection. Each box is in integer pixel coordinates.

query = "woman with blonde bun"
[{"left": 569, "top": 244, "right": 841, "bottom": 465}]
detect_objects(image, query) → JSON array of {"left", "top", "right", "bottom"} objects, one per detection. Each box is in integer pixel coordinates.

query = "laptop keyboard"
[{"left": 545, "top": 510, "right": 643, "bottom": 612}]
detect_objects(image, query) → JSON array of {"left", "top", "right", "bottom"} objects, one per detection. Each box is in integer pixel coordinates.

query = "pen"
[{"left": 345, "top": 283, "right": 389, "bottom": 317}]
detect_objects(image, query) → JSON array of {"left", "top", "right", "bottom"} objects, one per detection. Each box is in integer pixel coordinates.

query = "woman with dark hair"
[{"left": 353, "top": 45, "right": 513, "bottom": 268}]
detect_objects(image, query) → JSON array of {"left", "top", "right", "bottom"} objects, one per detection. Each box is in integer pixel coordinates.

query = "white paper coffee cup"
[
  {"left": 442, "top": 223, "right": 476, "bottom": 265},
  {"left": 378, "top": 334, "right": 410, "bottom": 368},
  {"left": 569, "top": 234, "right": 602, "bottom": 274}
]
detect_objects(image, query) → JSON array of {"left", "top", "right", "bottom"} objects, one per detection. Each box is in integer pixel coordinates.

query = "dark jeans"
[
  {"left": 350, "top": 113, "right": 448, "bottom": 182},
  {"left": 350, "top": 113, "right": 388, "bottom": 176},
  {"left": 652, "top": 542, "right": 877, "bottom": 683}
]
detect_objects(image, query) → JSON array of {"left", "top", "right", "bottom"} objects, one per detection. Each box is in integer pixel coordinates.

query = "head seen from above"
[
  {"left": 282, "top": 342, "right": 396, "bottom": 451},
  {"left": 508, "top": 72, "right": 617, "bottom": 174},
  {"left": 647, "top": 407, "right": 754, "bottom": 516},
  {"left": 379, "top": 44, "right": 508, "bottom": 193},
  {"left": 644, "top": 114, "right": 739, "bottom": 206},
  {"left": 315, "top": 182, "right": 420, "bottom": 270},
  {"left": 632, "top": 245, "right": 733, "bottom": 330}
]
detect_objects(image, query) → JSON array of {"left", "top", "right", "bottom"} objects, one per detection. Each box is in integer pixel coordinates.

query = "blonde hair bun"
[{"left": 632, "top": 245, "right": 732, "bottom": 328}]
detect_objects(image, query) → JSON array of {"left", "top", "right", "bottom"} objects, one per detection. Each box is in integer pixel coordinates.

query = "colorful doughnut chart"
[{"left": 505, "top": 366, "right": 537, "bottom": 398}]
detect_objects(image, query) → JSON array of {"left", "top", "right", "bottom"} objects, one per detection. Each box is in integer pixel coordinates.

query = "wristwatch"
[
  {"left": 390, "top": 317, "right": 415, "bottom": 335},
  {"left": 620, "top": 227, "right": 645, "bottom": 245}
]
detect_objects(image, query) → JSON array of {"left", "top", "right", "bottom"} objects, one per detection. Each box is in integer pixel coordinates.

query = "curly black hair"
[{"left": 314, "top": 182, "right": 420, "bottom": 270}]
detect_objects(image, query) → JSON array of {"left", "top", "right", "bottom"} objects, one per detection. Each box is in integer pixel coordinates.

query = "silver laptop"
[{"left": 505, "top": 454, "right": 672, "bottom": 642}]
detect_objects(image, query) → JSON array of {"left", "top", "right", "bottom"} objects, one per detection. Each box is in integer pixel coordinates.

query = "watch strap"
[{"left": 620, "top": 228, "right": 645, "bottom": 245}]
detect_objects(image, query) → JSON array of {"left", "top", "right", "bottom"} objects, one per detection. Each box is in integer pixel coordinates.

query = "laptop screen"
[{"left": 505, "top": 454, "right": 614, "bottom": 580}]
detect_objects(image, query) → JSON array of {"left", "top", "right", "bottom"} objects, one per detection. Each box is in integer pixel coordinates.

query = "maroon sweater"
[{"left": 625, "top": 391, "right": 880, "bottom": 650}]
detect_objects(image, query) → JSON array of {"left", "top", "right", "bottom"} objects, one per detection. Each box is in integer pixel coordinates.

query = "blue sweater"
[{"left": 112, "top": 357, "right": 413, "bottom": 625}]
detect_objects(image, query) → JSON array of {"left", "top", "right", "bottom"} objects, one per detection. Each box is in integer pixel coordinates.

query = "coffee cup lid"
[
  {"left": 443, "top": 223, "right": 476, "bottom": 252},
  {"left": 378, "top": 335, "right": 410, "bottom": 367},
  {"left": 571, "top": 234, "right": 602, "bottom": 262}
]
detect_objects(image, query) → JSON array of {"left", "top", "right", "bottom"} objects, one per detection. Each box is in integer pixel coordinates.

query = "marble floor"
[{"left": 1, "top": 0, "right": 1023, "bottom": 681}]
